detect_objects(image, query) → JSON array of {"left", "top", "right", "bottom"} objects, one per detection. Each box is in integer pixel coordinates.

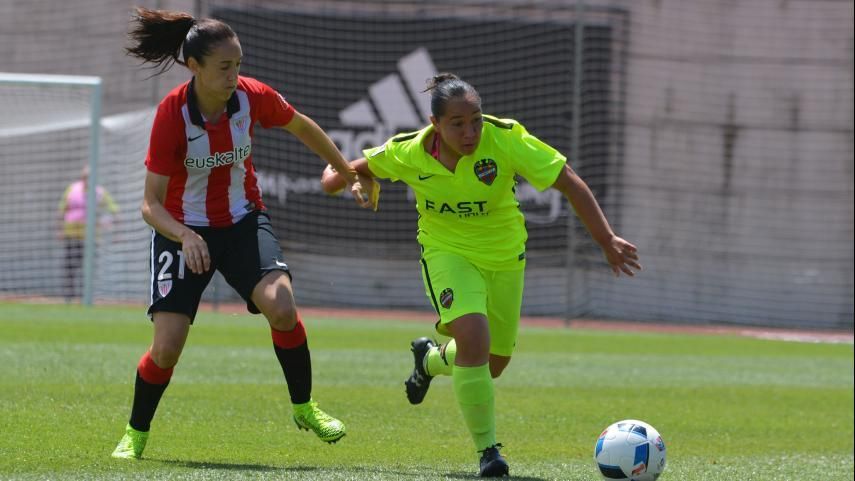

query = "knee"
[
  {"left": 489, "top": 364, "right": 505, "bottom": 378},
  {"left": 266, "top": 305, "right": 298, "bottom": 331},
  {"left": 149, "top": 344, "right": 182, "bottom": 369},
  {"left": 448, "top": 314, "right": 491, "bottom": 365},
  {"left": 455, "top": 337, "right": 491, "bottom": 366}
]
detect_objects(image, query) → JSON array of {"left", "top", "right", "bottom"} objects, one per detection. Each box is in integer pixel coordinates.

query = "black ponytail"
[{"left": 126, "top": 7, "right": 236, "bottom": 76}]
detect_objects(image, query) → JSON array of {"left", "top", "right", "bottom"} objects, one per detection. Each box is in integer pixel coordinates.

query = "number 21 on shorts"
[{"left": 156, "top": 250, "right": 185, "bottom": 297}]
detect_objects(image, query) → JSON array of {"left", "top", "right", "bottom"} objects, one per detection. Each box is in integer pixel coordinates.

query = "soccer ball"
[{"left": 594, "top": 419, "right": 666, "bottom": 481}]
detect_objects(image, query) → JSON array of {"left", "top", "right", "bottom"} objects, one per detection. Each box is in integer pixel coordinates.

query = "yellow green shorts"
[{"left": 419, "top": 246, "right": 525, "bottom": 357}]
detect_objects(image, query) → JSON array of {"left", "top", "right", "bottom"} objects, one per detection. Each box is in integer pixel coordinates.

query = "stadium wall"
[{"left": 0, "top": 0, "right": 851, "bottom": 330}]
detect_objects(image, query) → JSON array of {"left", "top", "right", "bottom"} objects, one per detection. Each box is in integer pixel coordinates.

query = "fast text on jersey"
[{"left": 424, "top": 199, "right": 489, "bottom": 218}]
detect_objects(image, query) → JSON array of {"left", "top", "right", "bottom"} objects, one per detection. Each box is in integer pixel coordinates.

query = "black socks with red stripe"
[
  {"left": 126, "top": 316, "right": 313, "bottom": 432},
  {"left": 271, "top": 317, "right": 312, "bottom": 405},
  {"left": 128, "top": 351, "right": 173, "bottom": 432}
]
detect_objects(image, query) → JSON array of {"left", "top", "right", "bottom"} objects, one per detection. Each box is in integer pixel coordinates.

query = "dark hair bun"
[{"left": 424, "top": 73, "right": 459, "bottom": 92}]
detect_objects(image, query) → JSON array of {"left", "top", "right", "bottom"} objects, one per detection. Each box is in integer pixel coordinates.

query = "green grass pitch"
[{"left": 0, "top": 302, "right": 852, "bottom": 480}]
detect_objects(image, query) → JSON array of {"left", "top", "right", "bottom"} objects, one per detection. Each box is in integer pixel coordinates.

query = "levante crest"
[
  {"left": 474, "top": 158, "right": 498, "bottom": 185},
  {"left": 439, "top": 288, "right": 454, "bottom": 309}
]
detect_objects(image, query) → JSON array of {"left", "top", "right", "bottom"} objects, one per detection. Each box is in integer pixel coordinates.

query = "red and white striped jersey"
[{"left": 145, "top": 75, "right": 295, "bottom": 227}]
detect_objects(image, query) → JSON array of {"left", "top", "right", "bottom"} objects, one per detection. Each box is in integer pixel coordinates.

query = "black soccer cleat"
[
  {"left": 404, "top": 337, "right": 435, "bottom": 405},
  {"left": 478, "top": 443, "right": 509, "bottom": 478}
]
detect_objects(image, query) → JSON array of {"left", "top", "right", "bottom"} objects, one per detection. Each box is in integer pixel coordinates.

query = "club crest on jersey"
[
  {"left": 157, "top": 280, "right": 172, "bottom": 298},
  {"left": 439, "top": 288, "right": 454, "bottom": 309},
  {"left": 232, "top": 116, "right": 248, "bottom": 131},
  {"left": 474, "top": 158, "right": 498, "bottom": 185}
]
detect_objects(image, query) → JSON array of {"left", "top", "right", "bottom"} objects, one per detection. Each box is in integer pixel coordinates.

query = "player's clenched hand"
[
  {"left": 349, "top": 180, "right": 370, "bottom": 209},
  {"left": 350, "top": 175, "right": 380, "bottom": 211},
  {"left": 321, "top": 164, "right": 345, "bottom": 195},
  {"left": 359, "top": 172, "right": 380, "bottom": 211},
  {"left": 321, "top": 164, "right": 379, "bottom": 211},
  {"left": 601, "top": 235, "right": 641, "bottom": 277},
  {"left": 178, "top": 229, "right": 211, "bottom": 274}
]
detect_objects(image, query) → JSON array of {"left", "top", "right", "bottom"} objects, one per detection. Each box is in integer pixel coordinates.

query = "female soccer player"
[
  {"left": 321, "top": 73, "right": 641, "bottom": 477},
  {"left": 111, "top": 8, "right": 374, "bottom": 459}
]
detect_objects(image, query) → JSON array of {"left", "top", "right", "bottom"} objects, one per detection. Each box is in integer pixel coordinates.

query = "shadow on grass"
[
  {"left": 150, "top": 459, "right": 550, "bottom": 480},
  {"left": 152, "top": 458, "right": 315, "bottom": 473},
  {"left": 443, "top": 472, "right": 548, "bottom": 481},
  {"left": 345, "top": 465, "right": 551, "bottom": 481}
]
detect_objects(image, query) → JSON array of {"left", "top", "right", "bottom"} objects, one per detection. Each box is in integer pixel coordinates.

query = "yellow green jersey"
[{"left": 364, "top": 115, "right": 566, "bottom": 270}]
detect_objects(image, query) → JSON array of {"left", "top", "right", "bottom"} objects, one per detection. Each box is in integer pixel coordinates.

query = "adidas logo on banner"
[{"left": 329, "top": 47, "right": 437, "bottom": 159}]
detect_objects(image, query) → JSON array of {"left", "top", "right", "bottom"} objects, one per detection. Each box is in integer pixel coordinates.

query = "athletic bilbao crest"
[
  {"left": 474, "top": 158, "right": 497, "bottom": 185},
  {"left": 439, "top": 288, "right": 454, "bottom": 309},
  {"left": 157, "top": 280, "right": 172, "bottom": 298},
  {"left": 232, "top": 116, "right": 248, "bottom": 131}
]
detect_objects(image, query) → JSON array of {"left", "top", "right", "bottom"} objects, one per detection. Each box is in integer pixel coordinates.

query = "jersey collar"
[
  {"left": 413, "top": 125, "right": 457, "bottom": 176},
  {"left": 186, "top": 77, "right": 240, "bottom": 129}
]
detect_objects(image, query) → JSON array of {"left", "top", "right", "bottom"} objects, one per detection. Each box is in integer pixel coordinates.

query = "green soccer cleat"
[
  {"left": 293, "top": 400, "right": 346, "bottom": 444},
  {"left": 111, "top": 424, "right": 149, "bottom": 459}
]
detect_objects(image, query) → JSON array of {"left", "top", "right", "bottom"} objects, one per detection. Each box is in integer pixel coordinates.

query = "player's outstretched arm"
[
  {"left": 283, "top": 112, "right": 374, "bottom": 209},
  {"left": 551, "top": 165, "right": 641, "bottom": 277},
  {"left": 321, "top": 158, "right": 380, "bottom": 211}
]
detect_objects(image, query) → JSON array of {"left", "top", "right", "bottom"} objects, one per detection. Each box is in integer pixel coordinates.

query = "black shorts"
[{"left": 148, "top": 211, "right": 290, "bottom": 322}]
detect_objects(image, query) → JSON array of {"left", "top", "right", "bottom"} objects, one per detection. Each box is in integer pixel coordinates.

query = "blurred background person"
[{"left": 57, "top": 165, "right": 118, "bottom": 302}]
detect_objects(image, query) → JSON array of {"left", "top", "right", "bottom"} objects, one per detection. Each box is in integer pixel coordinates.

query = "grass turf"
[{"left": 0, "top": 302, "right": 852, "bottom": 480}]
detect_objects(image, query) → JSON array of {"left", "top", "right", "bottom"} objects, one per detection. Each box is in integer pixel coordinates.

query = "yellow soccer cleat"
[
  {"left": 293, "top": 400, "right": 346, "bottom": 444},
  {"left": 111, "top": 424, "right": 149, "bottom": 459}
]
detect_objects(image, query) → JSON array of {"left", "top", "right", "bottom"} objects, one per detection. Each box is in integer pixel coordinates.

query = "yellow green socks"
[
  {"left": 428, "top": 342, "right": 495, "bottom": 450},
  {"left": 425, "top": 339, "right": 456, "bottom": 376},
  {"left": 452, "top": 363, "right": 496, "bottom": 451}
]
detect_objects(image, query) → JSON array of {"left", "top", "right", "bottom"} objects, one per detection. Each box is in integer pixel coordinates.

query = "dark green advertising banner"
[{"left": 213, "top": 6, "right": 622, "bottom": 258}]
